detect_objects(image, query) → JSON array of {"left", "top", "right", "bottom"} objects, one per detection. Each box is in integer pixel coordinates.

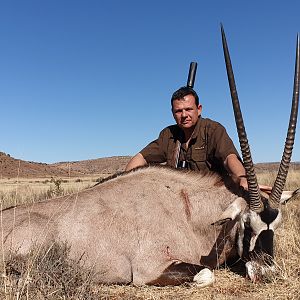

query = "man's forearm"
[
  {"left": 224, "top": 154, "right": 245, "bottom": 176},
  {"left": 224, "top": 153, "right": 274, "bottom": 192},
  {"left": 125, "top": 153, "right": 147, "bottom": 172},
  {"left": 224, "top": 154, "right": 247, "bottom": 188}
]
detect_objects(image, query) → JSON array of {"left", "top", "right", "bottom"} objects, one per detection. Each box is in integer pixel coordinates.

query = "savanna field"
[{"left": 0, "top": 157, "right": 299, "bottom": 300}]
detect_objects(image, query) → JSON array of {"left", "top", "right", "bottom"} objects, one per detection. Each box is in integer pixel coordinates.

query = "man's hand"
[
  {"left": 238, "top": 177, "right": 272, "bottom": 193},
  {"left": 239, "top": 176, "right": 248, "bottom": 190}
]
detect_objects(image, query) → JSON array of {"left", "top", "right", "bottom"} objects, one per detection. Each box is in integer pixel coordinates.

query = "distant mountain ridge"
[
  {"left": 0, "top": 151, "right": 130, "bottom": 178},
  {"left": 255, "top": 162, "right": 300, "bottom": 172},
  {"left": 0, "top": 151, "right": 299, "bottom": 178},
  {"left": 52, "top": 156, "right": 130, "bottom": 175}
]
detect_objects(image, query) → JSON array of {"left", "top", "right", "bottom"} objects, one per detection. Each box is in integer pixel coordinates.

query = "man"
[{"left": 126, "top": 86, "right": 249, "bottom": 189}]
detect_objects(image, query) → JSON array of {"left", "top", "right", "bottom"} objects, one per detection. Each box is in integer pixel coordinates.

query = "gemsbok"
[{"left": 0, "top": 26, "right": 299, "bottom": 287}]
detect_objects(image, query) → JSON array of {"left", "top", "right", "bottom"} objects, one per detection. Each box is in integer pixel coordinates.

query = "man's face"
[{"left": 172, "top": 94, "right": 202, "bottom": 131}]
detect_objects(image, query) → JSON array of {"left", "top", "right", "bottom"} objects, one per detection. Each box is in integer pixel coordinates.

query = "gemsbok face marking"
[
  {"left": 237, "top": 200, "right": 282, "bottom": 260},
  {"left": 0, "top": 26, "right": 299, "bottom": 287}
]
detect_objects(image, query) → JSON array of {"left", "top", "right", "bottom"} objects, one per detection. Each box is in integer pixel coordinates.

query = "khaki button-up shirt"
[{"left": 140, "top": 117, "right": 240, "bottom": 175}]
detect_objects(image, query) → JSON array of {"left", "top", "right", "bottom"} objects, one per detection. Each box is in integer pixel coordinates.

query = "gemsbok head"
[{"left": 220, "top": 24, "right": 299, "bottom": 280}]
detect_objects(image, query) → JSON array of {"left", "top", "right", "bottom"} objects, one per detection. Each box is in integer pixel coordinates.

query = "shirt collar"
[{"left": 189, "top": 116, "right": 202, "bottom": 141}]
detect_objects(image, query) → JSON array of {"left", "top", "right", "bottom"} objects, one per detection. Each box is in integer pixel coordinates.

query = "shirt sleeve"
[
  {"left": 140, "top": 129, "right": 168, "bottom": 163},
  {"left": 210, "top": 122, "right": 241, "bottom": 163}
]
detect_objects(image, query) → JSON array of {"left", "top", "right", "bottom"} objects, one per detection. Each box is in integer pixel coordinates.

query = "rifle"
[
  {"left": 175, "top": 62, "right": 198, "bottom": 169},
  {"left": 187, "top": 62, "right": 197, "bottom": 88}
]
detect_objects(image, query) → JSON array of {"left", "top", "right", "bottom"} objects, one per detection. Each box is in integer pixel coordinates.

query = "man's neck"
[
  {"left": 183, "top": 127, "right": 195, "bottom": 143},
  {"left": 180, "top": 117, "right": 200, "bottom": 144}
]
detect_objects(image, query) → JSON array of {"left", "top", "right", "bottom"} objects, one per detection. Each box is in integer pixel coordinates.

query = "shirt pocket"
[{"left": 191, "top": 144, "right": 207, "bottom": 162}]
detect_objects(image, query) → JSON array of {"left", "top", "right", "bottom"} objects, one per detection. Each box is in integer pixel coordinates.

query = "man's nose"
[{"left": 182, "top": 110, "right": 187, "bottom": 117}]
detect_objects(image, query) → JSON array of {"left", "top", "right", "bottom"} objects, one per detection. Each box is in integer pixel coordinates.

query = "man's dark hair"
[{"left": 171, "top": 86, "right": 199, "bottom": 108}]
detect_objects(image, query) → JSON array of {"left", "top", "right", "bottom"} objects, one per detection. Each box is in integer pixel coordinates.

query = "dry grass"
[
  {"left": 257, "top": 169, "right": 300, "bottom": 191},
  {"left": 0, "top": 171, "right": 299, "bottom": 299},
  {"left": 1, "top": 242, "right": 98, "bottom": 300},
  {"left": 0, "top": 175, "right": 107, "bottom": 209}
]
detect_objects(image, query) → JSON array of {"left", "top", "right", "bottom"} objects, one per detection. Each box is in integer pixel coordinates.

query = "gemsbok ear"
[
  {"left": 279, "top": 188, "right": 300, "bottom": 204},
  {"left": 211, "top": 197, "right": 245, "bottom": 226}
]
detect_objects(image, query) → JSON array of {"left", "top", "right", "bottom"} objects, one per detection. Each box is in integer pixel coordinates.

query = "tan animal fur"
[{"left": 0, "top": 166, "right": 247, "bottom": 285}]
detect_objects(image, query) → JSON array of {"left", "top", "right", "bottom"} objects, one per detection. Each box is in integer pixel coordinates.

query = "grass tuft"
[{"left": 1, "top": 242, "right": 98, "bottom": 300}]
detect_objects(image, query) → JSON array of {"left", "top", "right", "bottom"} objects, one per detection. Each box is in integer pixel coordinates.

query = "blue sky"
[{"left": 1, "top": 0, "right": 299, "bottom": 163}]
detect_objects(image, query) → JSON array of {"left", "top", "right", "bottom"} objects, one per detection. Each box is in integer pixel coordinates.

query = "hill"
[
  {"left": 52, "top": 156, "right": 130, "bottom": 175},
  {"left": 0, "top": 151, "right": 299, "bottom": 179},
  {"left": 0, "top": 152, "right": 130, "bottom": 178}
]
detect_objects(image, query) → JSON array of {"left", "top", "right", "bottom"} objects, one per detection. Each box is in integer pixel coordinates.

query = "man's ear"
[{"left": 197, "top": 104, "right": 202, "bottom": 116}]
